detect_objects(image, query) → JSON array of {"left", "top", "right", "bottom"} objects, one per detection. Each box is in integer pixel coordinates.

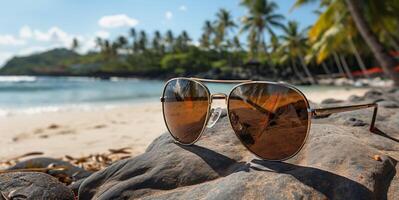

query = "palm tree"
[
  {"left": 279, "top": 21, "right": 316, "bottom": 84},
  {"left": 214, "top": 9, "right": 237, "bottom": 50},
  {"left": 102, "top": 39, "right": 116, "bottom": 58},
  {"left": 241, "top": 0, "right": 285, "bottom": 59},
  {"left": 181, "top": 31, "right": 191, "bottom": 44},
  {"left": 130, "top": 28, "right": 137, "bottom": 41},
  {"left": 345, "top": 0, "right": 399, "bottom": 85},
  {"left": 129, "top": 28, "right": 138, "bottom": 53},
  {"left": 175, "top": 31, "right": 191, "bottom": 52},
  {"left": 95, "top": 37, "right": 104, "bottom": 51},
  {"left": 348, "top": 36, "right": 370, "bottom": 78},
  {"left": 247, "top": 29, "right": 258, "bottom": 59},
  {"left": 71, "top": 38, "right": 80, "bottom": 52},
  {"left": 165, "top": 30, "right": 174, "bottom": 53},
  {"left": 116, "top": 36, "right": 128, "bottom": 52},
  {"left": 364, "top": 1, "right": 399, "bottom": 51},
  {"left": 200, "top": 20, "right": 214, "bottom": 49},
  {"left": 294, "top": 0, "right": 399, "bottom": 85},
  {"left": 233, "top": 36, "right": 242, "bottom": 51},
  {"left": 199, "top": 34, "right": 211, "bottom": 50},
  {"left": 152, "top": 31, "right": 164, "bottom": 54},
  {"left": 302, "top": 2, "right": 367, "bottom": 79},
  {"left": 138, "top": 31, "right": 148, "bottom": 52}
]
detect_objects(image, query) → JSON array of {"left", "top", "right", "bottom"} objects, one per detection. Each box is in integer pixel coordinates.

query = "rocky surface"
[
  {"left": 1, "top": 88, "right": 398, "bottom": 199},
  {"left": 0, "top": 172, "right": 74, "bottom": 199},
  {"left": 9, "top": 157, "right": 92, "bottom": 181},
  {"left": 76, "top": 88, "right": 399, "bottom": 200}
]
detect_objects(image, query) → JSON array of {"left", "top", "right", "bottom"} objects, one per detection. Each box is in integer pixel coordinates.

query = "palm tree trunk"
[
  {"left": 291, "top": 59, "right": 306, "bottom": 83},
  {"left": 298, "top": 53, "right": 316, "bottom": 84},
  {"left": 321, "top": 62, "right": 332, "bottom": 77},
  {"left": 345, "top": 0, "right": 399, "bottom": 86},
  {"left": 339, "top": 55, "right": 354, "bottom": 80},
  {"left": 257, "top": 28, "right": 262, "bottom": 60},
  {"left": 348, "top": 37, "right": 370, "bottom": 78},
  {"left": 382, "top": 29, "right": 399, "bottom": 52},
  {"left": 333, "top": 52, "right": 345, "bottom": 77},
  {"left": 389, "top": 37, "right": 399, "bottom": 52}
]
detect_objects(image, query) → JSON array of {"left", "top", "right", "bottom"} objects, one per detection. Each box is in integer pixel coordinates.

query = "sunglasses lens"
[
  {"left": 162, "top": 79, "right": 209, "bottom": 144},
  {"left": 228, "top": 83, "right": 309, "bottom": 160}
]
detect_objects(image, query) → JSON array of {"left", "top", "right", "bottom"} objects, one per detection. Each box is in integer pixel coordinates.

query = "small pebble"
[
  {"left": 48, "top": 124, "right": 60, "bottom": 129},
  {"left": 373, "top": 155, "right": 382, "bottom": 162}
]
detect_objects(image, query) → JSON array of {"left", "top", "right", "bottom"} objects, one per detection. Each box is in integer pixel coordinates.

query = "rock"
[
  {"left": 378, "top": 100, "right": 399, "bottom": 108},
  {"left": 364, "top": 89, "right": 384, "bottom": 100},
  {"left": 8, "top": 157, "right": 92, "bottom": 196},
  {"left": 69, "top": 178, "right": 86, "bottom": 196},
  {"left": 321, "top": 98, "right": 344, "bottom": 104},
  {"left": 0, "top": 172, "right": 74, "bottom": 199},
  {"left": 8, "top": 157, "right": 92, "bottom": 181},
  {"left": 78, "top": 111, "right": 399, "bottom": 199},
  {"left": 348, "top": 95, "right": 364, "bottom": 102},
  {"left": 387, "top": 87, "right": 399, "bottom": 94}
]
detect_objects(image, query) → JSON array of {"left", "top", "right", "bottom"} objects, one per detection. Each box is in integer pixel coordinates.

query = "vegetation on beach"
[{"left": 1, "top": 0, "right": 398, "bottom": 85}]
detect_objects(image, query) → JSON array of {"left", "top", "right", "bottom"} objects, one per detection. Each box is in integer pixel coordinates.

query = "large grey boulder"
[
  {"left": 77, "top": 99, "right": 399, "bottom": 200},
  {"left": 0, "top": 172, "right": 74, "bottom": 199}
]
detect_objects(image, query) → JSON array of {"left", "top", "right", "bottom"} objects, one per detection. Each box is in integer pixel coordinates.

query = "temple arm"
[
  {"left": 310, "top": 103, "right": 378, "bottom": 133},
  {"left": 189, "top": 77, "right": 252, "bottom": 83}
]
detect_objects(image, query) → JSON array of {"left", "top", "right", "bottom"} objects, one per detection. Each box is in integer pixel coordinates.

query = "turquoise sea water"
[{"left": 0, "top": 76, "right": 362, "bottom": 116}]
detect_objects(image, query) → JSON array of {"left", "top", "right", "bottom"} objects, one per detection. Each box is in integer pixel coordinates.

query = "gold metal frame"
[
  {"left": 161, "top": 77, "right": 380, "bottom": 161},
  {"left": 161, "top": 77, "right": 212, "bottom": 146}
]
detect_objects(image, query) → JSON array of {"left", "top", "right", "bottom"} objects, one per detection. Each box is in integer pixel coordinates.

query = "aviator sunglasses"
[{"left": 160, "top": 77, "right": 379, "bottom": 161}]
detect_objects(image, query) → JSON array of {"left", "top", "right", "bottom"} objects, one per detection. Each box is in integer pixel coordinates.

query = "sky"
[{"left": 0, "top": 0, "right": 318, "bottom": 66}]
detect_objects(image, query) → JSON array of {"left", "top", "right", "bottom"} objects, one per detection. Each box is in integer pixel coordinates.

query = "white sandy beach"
[{"left": 0, "top": 88, "right": 369, "bottom": 161}]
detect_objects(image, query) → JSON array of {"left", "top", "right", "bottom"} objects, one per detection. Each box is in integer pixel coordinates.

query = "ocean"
[{"left": 0, "top": 76, "right": 364, "bottom": 116}]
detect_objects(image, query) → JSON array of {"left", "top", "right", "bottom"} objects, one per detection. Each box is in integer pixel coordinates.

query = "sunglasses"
[{"left": 160, "top": 77, "right": 379, "bottom": 161}]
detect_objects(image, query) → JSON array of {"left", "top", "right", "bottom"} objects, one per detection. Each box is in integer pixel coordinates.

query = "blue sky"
[{"left": 0, "top": 0, "right": 318, "bottom": 66}]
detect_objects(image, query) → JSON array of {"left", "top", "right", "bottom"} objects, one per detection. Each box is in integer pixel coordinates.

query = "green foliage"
[
  {"left": 0, "top": 48, "right": 79, "bottom": 75},
  {"left": 211, "top": 60, "right": 228, "bottom": 69},
  {"left": 161, "top": 47, "right": 212, "bottom": 75},
  {"left": 1, "top": 0, "right": 397, "bottom": 83}
]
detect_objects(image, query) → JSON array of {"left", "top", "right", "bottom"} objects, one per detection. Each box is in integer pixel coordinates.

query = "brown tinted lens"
[
  {"left": 228, "top": 83, "right": 309, "bottom": 160},
  {"left": 162, "top": 79, "right": 209, "bottom": 144}
]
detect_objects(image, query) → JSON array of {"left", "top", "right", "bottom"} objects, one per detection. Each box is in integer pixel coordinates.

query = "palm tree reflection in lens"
[
  {"left": 228, "top": 83, "right": 309, "bottom": 160},
  {"left": 162, "top": 79, "right": 209, "bottom": 144}
]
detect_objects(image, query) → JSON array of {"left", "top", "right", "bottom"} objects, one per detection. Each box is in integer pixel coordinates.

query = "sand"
[
  {"left": 0, "top": 88, "right": 369, "bottom": 161},
  {"left": 0, "top": 103, "right": 165, "bottom": 161}
]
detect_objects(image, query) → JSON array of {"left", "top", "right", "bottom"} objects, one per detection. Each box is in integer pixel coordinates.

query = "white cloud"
[
  {"left": 80, "top": 38, "right": 96, "bottom": 53},
  {"left": 165, "top": 11, "right": 173, "bottom": 20},
  {"left": 33, "top": 27, "right": 69, "bottom": 42},
  {"left": 19, "top": 26, "right": 33, "bottom": 39},
  {"left": 179, "top": 5, "right": 187, "bottom": 11},
  {"left": 0, "top": 34, "right": 25, "bottom": 46},
  {"left": 95, "top": 30, "right": 110, "bottom": 39},
  {"left": 0, "top": 25, "right": 115, "bottom": 65},
  {"left": 31, "top": 26, "right": 82, "bottom": 48},
  {"left": 98, "top": 14, "right": 139, "bottom": 29},
  {"left": 192, "top": 40, "right": 200, "bottom": 47}
]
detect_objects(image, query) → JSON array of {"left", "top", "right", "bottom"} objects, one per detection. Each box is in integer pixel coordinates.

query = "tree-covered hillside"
[
  {"left": 1, "top": 0, "right": 398, "bottom": 84},
  {"left": 0, "top": 49, "right": 79, "bottom": 75}
]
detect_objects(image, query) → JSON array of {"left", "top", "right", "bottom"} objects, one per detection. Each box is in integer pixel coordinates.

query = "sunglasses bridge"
[{"left": 210, "top": 93, "right": 228, "bottom": 104}]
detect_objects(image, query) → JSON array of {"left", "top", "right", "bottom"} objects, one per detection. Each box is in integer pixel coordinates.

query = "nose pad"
[{"left": 207, "top": 107, "right": 223, "bottom": 128}]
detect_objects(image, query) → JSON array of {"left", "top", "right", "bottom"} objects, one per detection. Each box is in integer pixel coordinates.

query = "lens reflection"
[
  {"left": 162, "top": 79, "right": 209, "bottom": 144},
  {"left": 228, "top": 83, "right": 309, "bottom": 160}
]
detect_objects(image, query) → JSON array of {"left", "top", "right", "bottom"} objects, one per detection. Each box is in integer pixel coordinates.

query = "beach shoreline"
[{"left": 0, "top": 87, "right": 369, "bottom": 161}]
